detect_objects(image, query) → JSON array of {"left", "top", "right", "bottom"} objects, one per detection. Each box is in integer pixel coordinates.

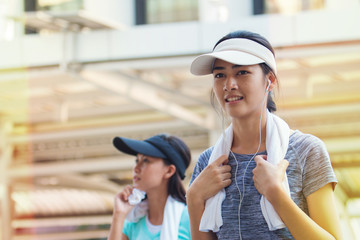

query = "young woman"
[
  {"left": 108, "top": 134, "right": 191, "bottom": 240},
  {"left": 186, "top": 30, "right": 342, "bottom": 239}
]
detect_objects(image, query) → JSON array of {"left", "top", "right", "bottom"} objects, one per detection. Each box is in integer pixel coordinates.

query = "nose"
[
  {"left": 134, "top": 160, "right": 142, "bottom": 173},
  {"left": 223, "top": 76, "right": 238, "bottom": 91}
]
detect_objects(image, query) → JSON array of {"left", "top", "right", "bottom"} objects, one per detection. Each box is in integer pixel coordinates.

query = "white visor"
[{"left": 190, "top": 38, "right": 277, "bottom": 75}]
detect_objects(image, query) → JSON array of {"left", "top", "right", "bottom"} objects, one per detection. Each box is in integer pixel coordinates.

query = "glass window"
[
  {"left": 24, "top": 0, "right": 83, "bottom": 12},
  {"left": 23, "top": 0, "right": 84, "bottom": 34},
  {"left": 254, "top": 0, "right": 325, "bottom": 15},
  {"left": 36, "top": 0, "right": 83, "bottom": 12},
  {"left": 136, "top": 0, "right": 199, "bottom": 25}
]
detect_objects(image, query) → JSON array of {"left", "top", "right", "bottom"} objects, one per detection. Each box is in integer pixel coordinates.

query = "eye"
[
  {"left": 214, "top": 73, "right": 225, "bottom": 78},
  {"left": 237, "top": 70, "right": 248, "bottom": 75},
  {"left": 143, "top": 158, "right": 150, "bottom": 163}
]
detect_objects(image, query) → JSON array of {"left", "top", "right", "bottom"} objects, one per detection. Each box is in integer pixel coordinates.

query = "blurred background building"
[{"left": 0, "top": 0, "right": 359, "bottom": 239}]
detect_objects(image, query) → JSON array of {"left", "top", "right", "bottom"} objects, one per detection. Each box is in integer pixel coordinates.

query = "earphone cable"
[{"left": 232, "top": 82, "right": 269, "bottom": 240}]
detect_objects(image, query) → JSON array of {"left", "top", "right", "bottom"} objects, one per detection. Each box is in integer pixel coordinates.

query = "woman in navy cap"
[
  {"left": 186, "top": 30, "right": 342, "bottom": 240},
  {"left": 108, "top": 134, "right": 191, "bottom": 240}
]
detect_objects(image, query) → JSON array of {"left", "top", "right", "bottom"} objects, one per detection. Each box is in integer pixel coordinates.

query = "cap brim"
[
  {"left": 190, "top": 50, "right": 265, "bottom": 76},
  {"left": 113, "top": 137, "right": 166, "bottom": 158}
]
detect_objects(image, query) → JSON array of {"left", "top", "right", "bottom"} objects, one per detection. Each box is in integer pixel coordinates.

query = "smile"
[{"left": 225, "top": 96, "right": 244, "bottom": 102}]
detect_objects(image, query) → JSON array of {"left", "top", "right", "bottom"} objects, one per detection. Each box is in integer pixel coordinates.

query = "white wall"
[
  {"left": 83, "top": 0, "right": 134, "bottom": 26},
  {"left": 0, "top": 0, "right": 24, "bottom": 40},
  {"left": 0, "top": 3, "right": 360, "bottom": 69},
  {"left": 198, "top": 0, "right": 252, "bottom": 22}
]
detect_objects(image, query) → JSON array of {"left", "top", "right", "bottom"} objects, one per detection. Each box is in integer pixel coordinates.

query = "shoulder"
[
  {"left": 197, "top": 146, "right": 215, "bottom": 166},
  {"left": 190, "top": 146, "right": 214, "bottom": 183},
  {"left": 288, "top": 130, "right": 329, "bottom": 159},
  {"left": 288, "top": 130, "right": 337, "bottom": 196},
  {"left": 289, "top": 130, "right": 326, "bottom": 148},
  {"left": 199, "top": 146, "right": 214, "bottom": 161}
]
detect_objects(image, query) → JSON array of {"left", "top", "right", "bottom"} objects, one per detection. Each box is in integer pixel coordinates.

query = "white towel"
[
  {"left": 199, "top": 124, "right": 233, "bottom": 232},
  {"left": 199, "top": 110, "right": 291, "bottom": 232},
  {"left": 126, "top": 194, "right": 185, "bottom": 240},
  {"left": 128, "top": 188, "right": 146, "bottom": 205},
  {"left": 161, "top": 196, "right": 186, "bottom": 240}
]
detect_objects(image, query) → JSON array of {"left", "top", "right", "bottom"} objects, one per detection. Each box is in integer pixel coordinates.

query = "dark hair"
[
  {"left": 211, "top": 30, "right": 277, "bottom": 113},
  {"left": 158, "top": 134, "right": 191, "bottom": 204}
]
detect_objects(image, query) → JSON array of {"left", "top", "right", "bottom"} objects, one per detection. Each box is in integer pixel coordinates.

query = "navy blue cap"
[{"left": 113, "top": 135, "right": 186, "bottom": 179}]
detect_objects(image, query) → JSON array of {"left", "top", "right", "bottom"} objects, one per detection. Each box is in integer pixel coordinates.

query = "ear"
[
  {"left": 266, "top": 72, "right": 277, "bottom": 92},
  {"left": 163, "top": 164, "right": 176, "bottom": 179}
]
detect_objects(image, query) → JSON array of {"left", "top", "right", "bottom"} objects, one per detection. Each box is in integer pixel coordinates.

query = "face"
[
  {"left": 132, "top": 154, "right": 171, "bottom": 192},
  {"left": 212, "top": 59, "right": 270, "bottom": 119}
]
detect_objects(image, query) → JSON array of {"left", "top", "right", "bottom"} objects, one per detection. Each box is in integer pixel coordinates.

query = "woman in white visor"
[{"left": 187, "top": 30, "right": 342, "bottom": 240}]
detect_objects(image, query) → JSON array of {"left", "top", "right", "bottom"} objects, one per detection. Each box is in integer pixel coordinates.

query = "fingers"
[
  {"left": 255, "top": 156, "right": 289, "bottom": 170},
  {"left": 207, "top": 155, "right": 232, "bottom": 187},
  {"left": 254, "top": 155, "right": 288, "bottom": 170},
  {"left": 118, "top": 185, "right": 133, "bottom": 202},
  {"left": 212, "top": 154, "right": 229, "bottom": 166},
  {"left": 278, "top": 159, "right": 289, "bottom": 172},
  {"left": 210, "top": 154, "right": 231, "bottom": 171},
  {"left": 188, "top": 154, "right": 233, "bottom": 201},
  {"left": 214, "top": 156, "right": 232, "bottom": 187},
  {"left": 254, "top": 155, "right": 267, "bottom": 164},
  {"left": 113, "top": 186, "right": 136, "bottom": 215},
  {"left": 252, "top": 157, "right": 289, "bottom": 194},
  {"left": 221, "top": 172, "right": 232, "bottom": 187},
  {"left": 212, "top": 154, "right": 232, "bottom": 172}
]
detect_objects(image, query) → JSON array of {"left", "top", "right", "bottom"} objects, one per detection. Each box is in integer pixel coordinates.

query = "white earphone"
[
  {"left": 233, "top": 77, "right": 272, "bottom": 240},
  {"left": 265, "top": 79, "right": 271, "bottom": 92}
]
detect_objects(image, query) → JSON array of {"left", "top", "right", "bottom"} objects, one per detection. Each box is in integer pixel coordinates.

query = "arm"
[
  {"left": 186, "top": 155, "right": 232, "bottom": 240},
  {"left": 108, "top": 186, "right": 134, "bottom": 240},
  {"left": 108, "top": 213, "right": 129, "bottom": 240},
  {"left": 186, "top": 189, "right": 217, "bottom": 240},
  {"left": 307, "top": 183, "right": 342, "bottom": 239},
  {"left": 253, "top": 156, "right": 342, "bottom": 240}
]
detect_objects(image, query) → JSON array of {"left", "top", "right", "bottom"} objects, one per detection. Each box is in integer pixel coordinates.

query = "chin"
[
  {"left": 226, "top": 110, "right": 247, "bottom": 118},
  {"left": 135, "top": 185, "right": 145, "bottom": 191}
]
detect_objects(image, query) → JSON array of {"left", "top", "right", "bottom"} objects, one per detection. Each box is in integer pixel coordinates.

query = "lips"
[
  {"left": 133, "top": 176, "right": 140, "bottom": 182},
  {"left": 225, "top": 96, "right": 244, "bottom": 102}
]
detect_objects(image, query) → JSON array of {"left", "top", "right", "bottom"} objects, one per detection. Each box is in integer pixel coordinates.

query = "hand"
[
  {"left": 113, "top": 185, "right": 135, "bottom": 216},
  {"left": 188, "top": 155, "right": 232, "bottom": 202},
  {"left": 252, "top": 155, "right": 289, "bottom": 201}
]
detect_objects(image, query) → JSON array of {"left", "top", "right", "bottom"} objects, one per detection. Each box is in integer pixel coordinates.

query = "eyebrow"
[{"left": 212, "top": 64, "right": 244, "bottom": 71}]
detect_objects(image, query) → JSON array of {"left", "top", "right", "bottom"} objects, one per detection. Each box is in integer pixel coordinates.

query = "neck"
[
  {"left": 231, "top": 110, "right": 267, "bottom": 154},
  {"left": 146, "top": 187, "right": 169, "bottom": 225}
]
